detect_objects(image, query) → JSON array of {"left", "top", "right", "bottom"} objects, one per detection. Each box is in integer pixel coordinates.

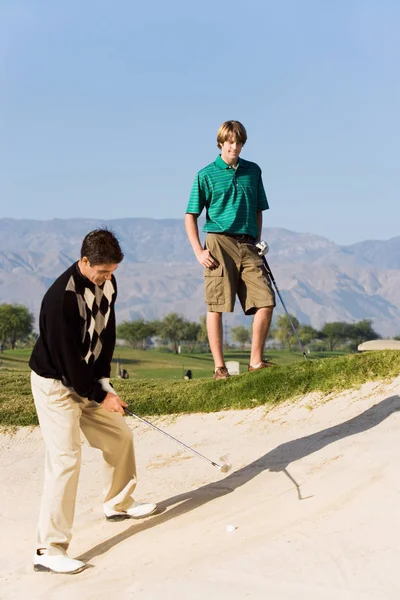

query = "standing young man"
[
  {"left": 30, "top": 229, "right": 157, "bottom": 574},
  {"left": 185, "top": 120, "right": 275, "bottom": 380}
]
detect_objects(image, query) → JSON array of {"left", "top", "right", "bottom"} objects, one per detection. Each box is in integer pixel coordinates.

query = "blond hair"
[{"left": 217, "top": 120, "right": 247, "bottom": 149}]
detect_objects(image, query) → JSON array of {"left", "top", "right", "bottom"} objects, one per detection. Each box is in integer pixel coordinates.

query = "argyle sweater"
[{"left": 29, "top": 262, "right": 117, "bottom": 403}]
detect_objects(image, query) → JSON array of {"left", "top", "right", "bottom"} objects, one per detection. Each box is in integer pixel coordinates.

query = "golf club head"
[{"left": 219, "top": 456, "right": 232, "bottom": 473}]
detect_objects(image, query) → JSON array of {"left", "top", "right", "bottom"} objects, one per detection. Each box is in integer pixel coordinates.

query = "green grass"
[
  {"left": 1, "top": 350, "right": 399, "bottom": 427},
  {"left": 0, "top": 346, "right": 345, "bottom": 378},
  {"left": 0, "top": 348, "right": 33, "bottom": 371}
]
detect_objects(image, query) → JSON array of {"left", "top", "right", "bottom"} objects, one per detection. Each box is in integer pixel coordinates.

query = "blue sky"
[{"left": 1, "top": 0, "right": 399, "bottom": 245}]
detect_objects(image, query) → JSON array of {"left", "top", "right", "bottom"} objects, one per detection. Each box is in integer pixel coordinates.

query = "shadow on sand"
[{"left": 79, "top": 394, "right": 400, "bottom": 562}]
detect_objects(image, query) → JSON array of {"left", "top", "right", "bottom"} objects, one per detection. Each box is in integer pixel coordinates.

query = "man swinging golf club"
[{"left": 29, "top": 228, "right": 157, "bottom": 575}]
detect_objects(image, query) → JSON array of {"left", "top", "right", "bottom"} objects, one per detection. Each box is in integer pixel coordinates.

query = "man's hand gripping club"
[{"left": 99, "top": 377, "right": 128, "bottom": 414}]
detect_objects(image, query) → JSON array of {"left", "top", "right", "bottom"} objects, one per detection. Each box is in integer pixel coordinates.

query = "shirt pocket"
[{"left": 204, "top": 265, "right": 225, "bottom": 305}]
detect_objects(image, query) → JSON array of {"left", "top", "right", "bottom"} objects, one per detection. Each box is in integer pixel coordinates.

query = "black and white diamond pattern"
[{"left": 66, "top": 275, "right": 115, "bottom": 364}]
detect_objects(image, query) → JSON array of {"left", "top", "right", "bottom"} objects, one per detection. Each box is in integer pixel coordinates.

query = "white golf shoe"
[
  {"left": 33, "top": 551, "right": 86, "bottom": 574},
  {"left": 104, "top": 501, "right": 158, "bottom": 520}
]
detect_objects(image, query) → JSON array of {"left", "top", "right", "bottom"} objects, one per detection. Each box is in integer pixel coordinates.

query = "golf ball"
[{"left": 226, "top": 524, "right": 236, "bottom": 533}]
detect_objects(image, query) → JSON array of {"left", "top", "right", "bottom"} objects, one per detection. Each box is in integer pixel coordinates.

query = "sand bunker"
[{"left": 1, "top": 377, "right": 400, "bottom": 599}]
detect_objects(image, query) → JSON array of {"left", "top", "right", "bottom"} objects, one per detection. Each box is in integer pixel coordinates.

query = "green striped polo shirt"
[{"left": 186, "top": 154, "right": 269, "bottom": 239}]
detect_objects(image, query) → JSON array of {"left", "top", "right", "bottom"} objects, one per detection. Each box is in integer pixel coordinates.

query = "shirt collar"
[
  {"left": 74, "top": 261, "right": 100, "bottom": 291},
  {"left": 215, "top": 154, "right": 244, "bottom": 170}
]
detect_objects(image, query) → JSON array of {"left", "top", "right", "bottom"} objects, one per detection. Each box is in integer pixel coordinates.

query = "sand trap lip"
[{"left": 358, "top": 339, "right": 400, "bottom": 351}]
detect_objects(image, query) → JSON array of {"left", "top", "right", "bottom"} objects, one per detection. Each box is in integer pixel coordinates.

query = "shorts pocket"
[{"left": 204, "top": 265, "right": 225, "bottom": 305}]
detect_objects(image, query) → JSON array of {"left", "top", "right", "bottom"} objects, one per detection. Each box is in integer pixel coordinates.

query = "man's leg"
[
  {"left": 80, "top": 402, "right": 137, "bottom": 512},
  {"left": 238, "top": 241, "right": 276, "bottom": 369},
  {"left": 31, "top": 372, "right": 82, "bottom": 557},
  {"left": 204, "top": 235, "right": 239, "bottom": 378},
  {"left": 80, "top": 403, "right": 156, "bottom": 519},
  {"left": 250, "top": 306, "right": 274, "bottom": 367},
  {"left": 206, "top": 310, "right": 225, "bottom": 369}
]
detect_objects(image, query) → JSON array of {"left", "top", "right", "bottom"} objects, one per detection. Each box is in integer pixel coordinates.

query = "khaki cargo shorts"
[{"left": 204, "top": 233, "right": 276, "bottom": 315}]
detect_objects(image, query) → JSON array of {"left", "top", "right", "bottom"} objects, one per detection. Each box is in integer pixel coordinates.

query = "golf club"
[
  {"left": 124, "top": 408, "right": 232, "bottom": 473},
  {"left": 256, "top": 241, "right": 308, "bottom": 360}
]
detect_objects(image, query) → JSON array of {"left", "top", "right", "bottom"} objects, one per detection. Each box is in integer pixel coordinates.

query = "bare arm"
[{"left": 185, "top": 213, "right": 219, "bottom": 268}]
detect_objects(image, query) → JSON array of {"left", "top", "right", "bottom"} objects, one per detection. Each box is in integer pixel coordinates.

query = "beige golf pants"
[{"left": 31, "top": 371, "right": 137, "bottom": 555}]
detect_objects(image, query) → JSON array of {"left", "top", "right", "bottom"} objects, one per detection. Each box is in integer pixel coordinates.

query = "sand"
[{"left": 1, "top": 377, "right": 400, "bottom": 599}]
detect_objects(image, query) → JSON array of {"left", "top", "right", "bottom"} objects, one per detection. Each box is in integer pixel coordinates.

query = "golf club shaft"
[
  {"left": 124, "top": 408, "right": 222, "bottom": 469},
  {"left": 262, "top": 256, "right": 308, "bottom": 360}
]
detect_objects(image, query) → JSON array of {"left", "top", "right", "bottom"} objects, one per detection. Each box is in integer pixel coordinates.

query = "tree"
[
  {"left": 347, "top": 319, "right": 380, "bottom": 350},
  {"left": 0, "top": 305, "right": 9, "bottom": 348},
  {"left": 320, "top": 321, "right": 353, "bottom": 351},
  {"left": 0, "top": 303, "right": 34, "bottom": 349},
  {"left": 298, "top": 324, "right": 319, "bottom": 345},
  {"left": 181, "top": 321, "right": 201, "bottom": 353},
  {"left": 273, "top": 313, "right": 300, "bottom": 350},
  {"left": 158, "top": 313, "right": 186, "bottom": 354},
  {"left": 231, "top": 325, "right": 251, "bottom": 348},
  {"left": 197, "top": 315, "right": 208, "bottom": 344},
  {"left": 116, "top": 319, "right": 157, "bottom": 350}
]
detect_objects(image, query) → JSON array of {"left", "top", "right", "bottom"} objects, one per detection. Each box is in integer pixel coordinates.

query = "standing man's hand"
[
  {"left": 195, "top": 249, "right": 219, "bottom": 269},
  {"left": 101, "top": 392, "right": 128, "bottom": 414},
  {"left": 185, "top": 214, "right": 219, "bottom": 269},
  {"left": 256, "top": 240, "right": 269, "bottom": 256}
]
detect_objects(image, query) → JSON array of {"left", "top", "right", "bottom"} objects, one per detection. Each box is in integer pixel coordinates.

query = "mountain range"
[{"left": 0, "top": 217, "right": 399, "bottom": 337}]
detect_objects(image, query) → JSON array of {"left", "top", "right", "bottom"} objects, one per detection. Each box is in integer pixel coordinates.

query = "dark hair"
[{"left": 80, "top": 228, "right": 124, "bottom": 265}]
